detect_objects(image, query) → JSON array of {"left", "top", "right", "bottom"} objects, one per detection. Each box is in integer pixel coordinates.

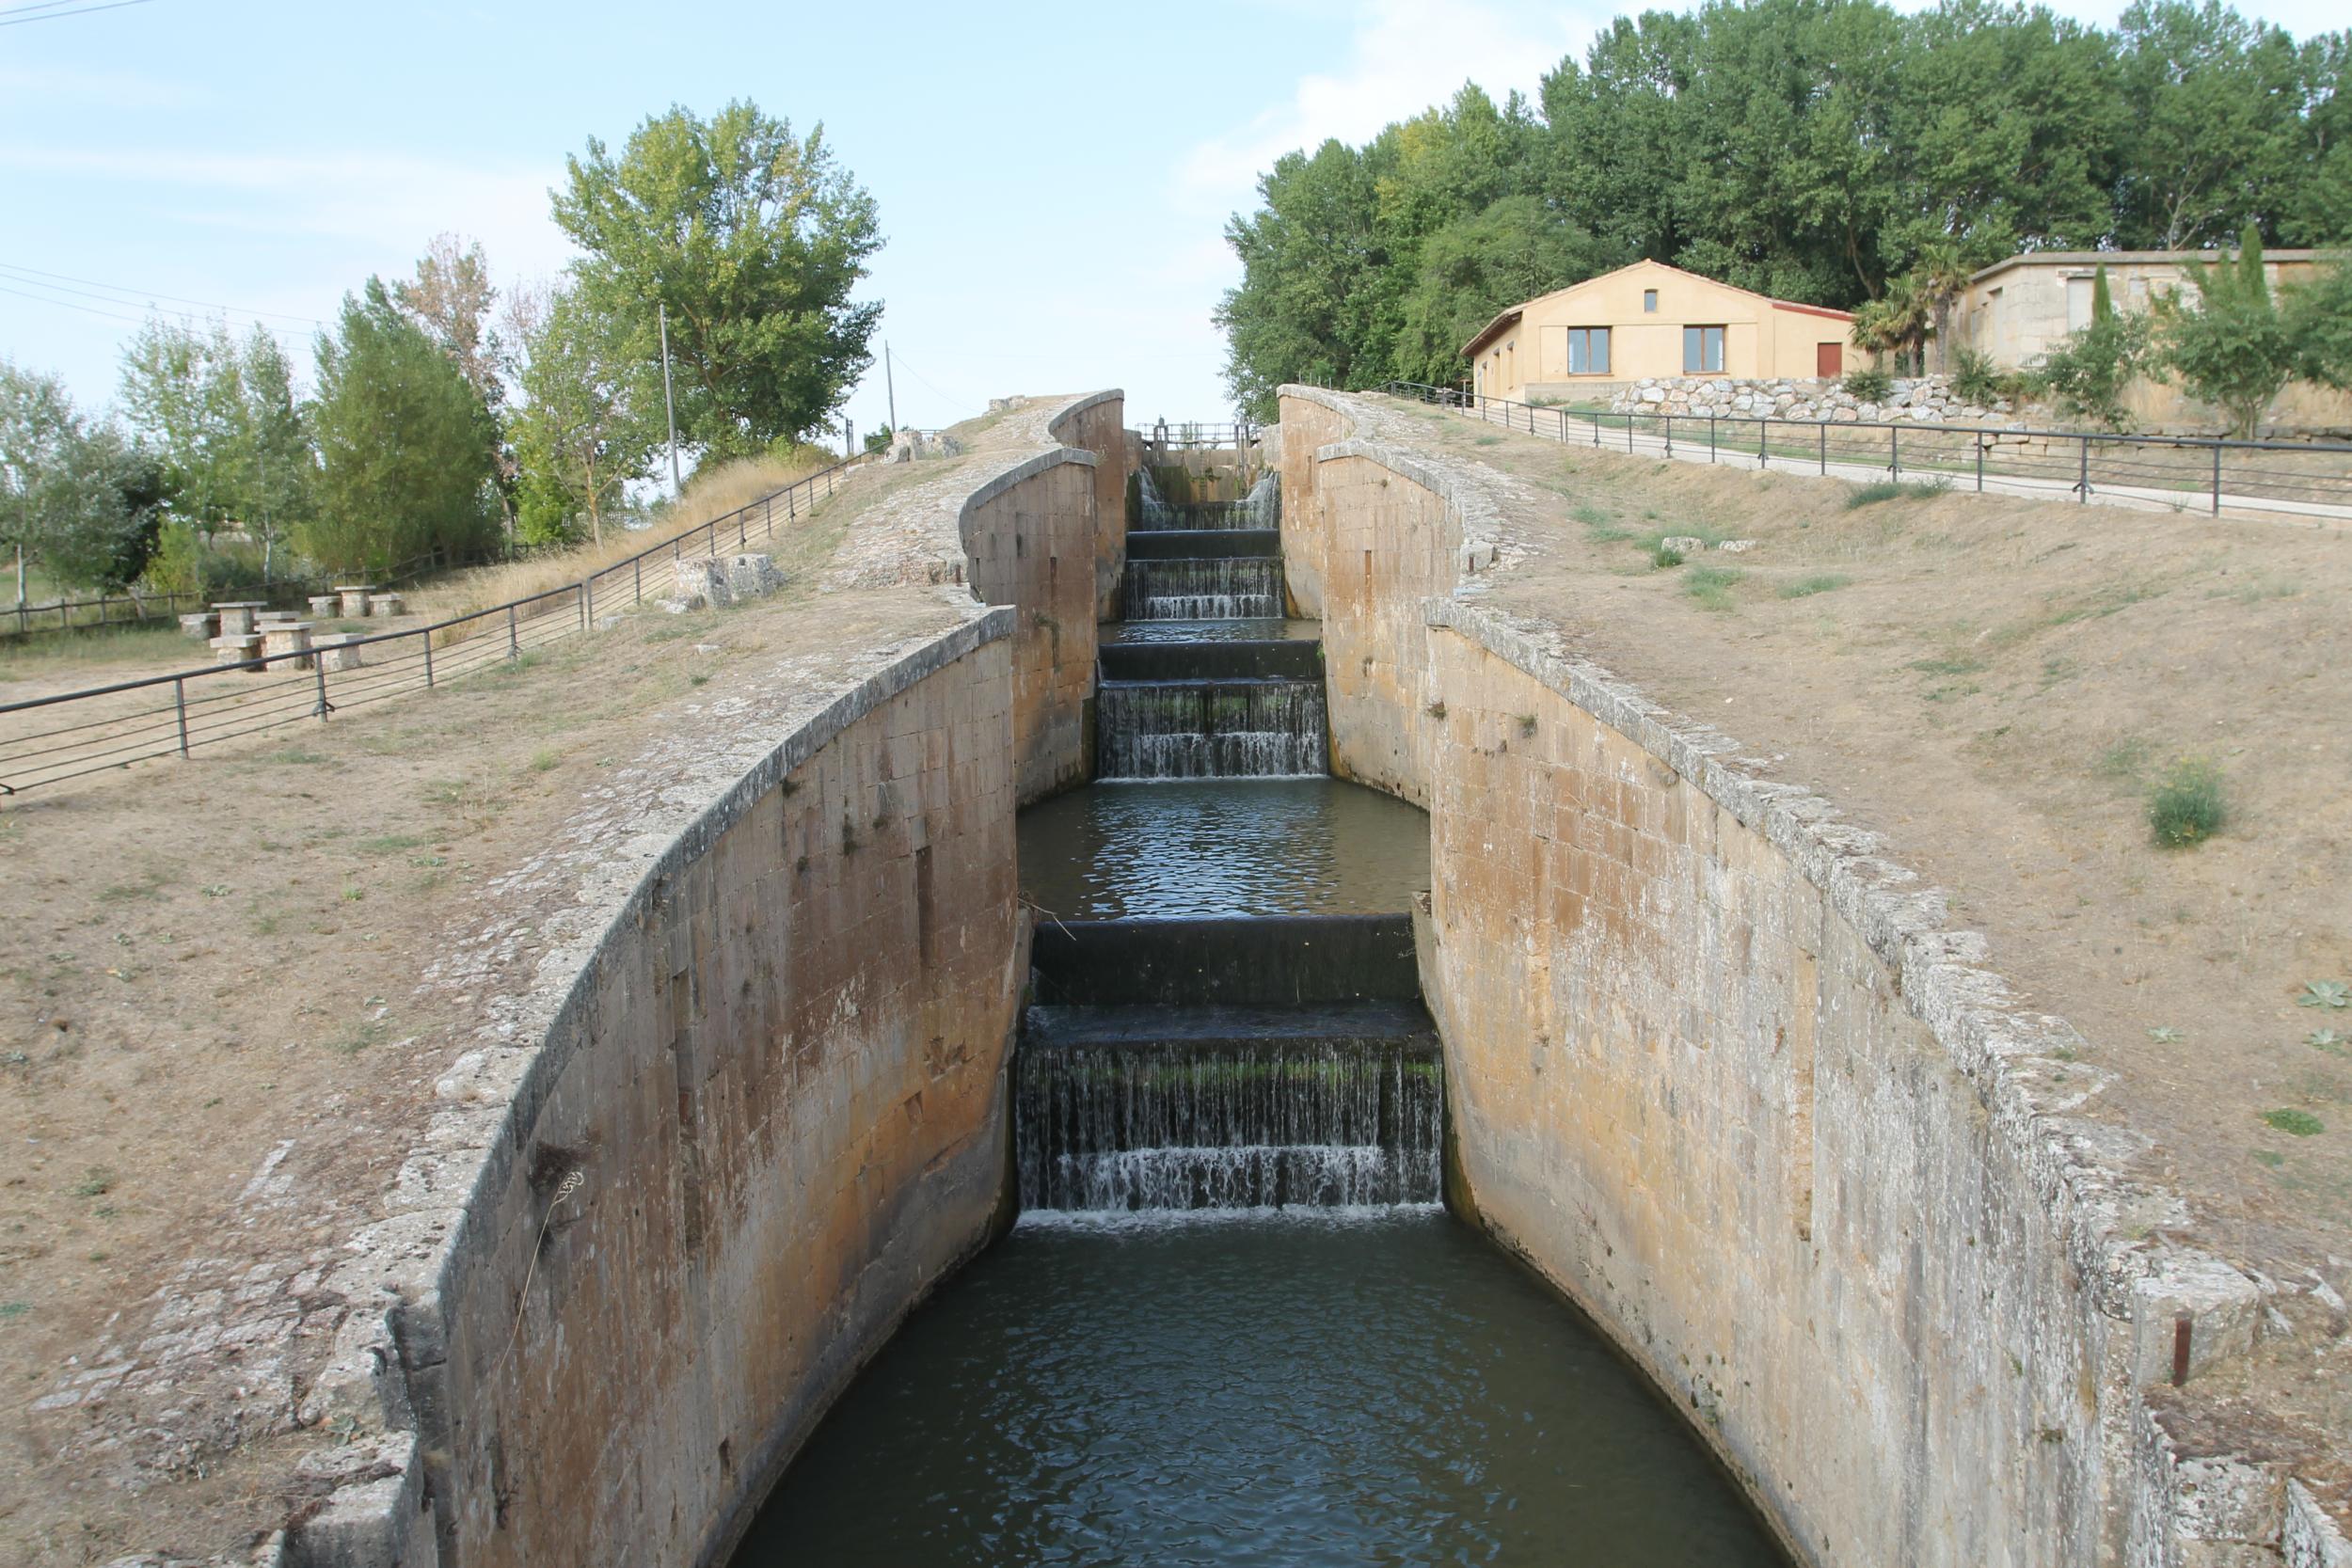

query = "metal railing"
[
  {"left": 1140, "top": 420, "right": 1262, "bottom": 453},
  {"left": 1375, "top": 382, "right": 2352, "bottom": 522},
  {"left": 0, "top": 453, "right": 872, "bottom": 797}
]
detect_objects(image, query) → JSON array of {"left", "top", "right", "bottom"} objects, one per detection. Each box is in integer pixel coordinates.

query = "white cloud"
[{"left": 1173, "top": 0, "right": 1602, "bottom": 216}]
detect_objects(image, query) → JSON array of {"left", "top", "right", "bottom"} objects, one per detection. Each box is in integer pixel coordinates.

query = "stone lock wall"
[
  {"left": 1044, "top": 391, "right": 1131, "bottom": 626},
  {"left": 1277, "top": 385, "right": 2280, "bottom": 1568},
  {"left": 415, "top": 619, "right": 1025, "bottom": 1568},
  {"left": 960, "top": 453, "right": 1100, "bottom": 805}
]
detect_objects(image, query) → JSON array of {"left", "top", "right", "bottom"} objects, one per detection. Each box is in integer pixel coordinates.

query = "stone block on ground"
[
  {"left": 179, "top": 613, "right": 215, "bottom": 640},
  {"left": 369, "top": 593, "right": 404, "bottom": 617},
  {"left": 210, "top": 633, "right": 262, "bottom": 668},
  {"left": 308, "top": 595, "right": 342, "bottom": 617},
  {"left": 672, "top": 557, "right": 733, "bottom": 610},
  {"left": 314, "top": 633, "right": 365, "bottom": 671},
  {"left": 726, "top": 553, "right": 783, "bottom": 599}
]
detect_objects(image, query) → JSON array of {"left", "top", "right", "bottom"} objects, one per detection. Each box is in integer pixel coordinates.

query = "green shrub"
[
  {"left": 2147, "top": 756, "right": 2226, "bottom": 847},
  {"left": 1845, "top": 479, "right": 1946, "bottom": 509},
  {"left": 1778, "top": 573, "right": 1851, "bottom": 598},
  {"left": 1684, "top": 563, "right": 1743, "bottom": 610},
  {"left": 1842, "top": 366, "right": 1893, "bottom": 403},
  {"left": 1949, "top": 348, "right": 2019, "bottom": 405},
  {"left": 2261, "top": 1108, "right": 2325, "bottom": 1136},
  {"left": 1652, "top": 545, "right": 1686, "bottom": 568}
]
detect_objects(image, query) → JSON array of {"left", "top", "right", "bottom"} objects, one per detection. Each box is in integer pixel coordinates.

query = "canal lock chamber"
[{"left": 726, "top": 447, "right": 1788, "bottom": 1565}]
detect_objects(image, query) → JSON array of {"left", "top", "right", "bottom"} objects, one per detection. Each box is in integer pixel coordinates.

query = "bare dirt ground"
[
  {"left": 1373, "top": 394, "right": 2352, "bottom": 1489},
  {"left": 0, "top": 415, "right": 1025, "bottom": 1563}
]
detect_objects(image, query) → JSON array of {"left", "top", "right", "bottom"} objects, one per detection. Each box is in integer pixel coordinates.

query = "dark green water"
[
  {"left": 1018, "top": 778, "right": 1431, "bottom": 920},
  {"left": 729, "top": 1209, "right": 1786, "bottom": 1567}
]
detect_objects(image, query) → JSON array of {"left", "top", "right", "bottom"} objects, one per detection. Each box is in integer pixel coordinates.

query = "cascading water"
[
  {"left": 1016, "top": 1036, "right": 1441, "bottom": 1211},
  {"left": 1095, "top": 680, "right": 1328, "bottom": 779},
  {"left": 1120, "top": 558, "right": 1282, "bottom": 619},
  {"left": 1132, "top": 465, "right": 1281, "bottom": 531}
]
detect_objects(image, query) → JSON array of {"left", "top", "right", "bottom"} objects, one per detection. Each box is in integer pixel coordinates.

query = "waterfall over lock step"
[{"left": 1018, "top": 440, "right": 1441, "bottom": 1217}]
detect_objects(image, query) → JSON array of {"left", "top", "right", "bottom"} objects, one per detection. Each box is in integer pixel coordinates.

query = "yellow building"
[{"left": 1463, "top": 260, "right": 1857, "bottom": 402}]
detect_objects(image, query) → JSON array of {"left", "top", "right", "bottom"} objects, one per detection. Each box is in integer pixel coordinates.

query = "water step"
[
  {"left": 1099, "top": 640, "right": 1321, "bottom": 683},
  {"left": 1017, "top": 1001, "right": 1442, "bottom": 1212},
  {"left": 1096, "top": 678, "right": 1329, "bottom": 780},
  {"left": 1102, "top": 618, "right": 1316, "bottom": 645},
  {"left": 1122, "top": 558, "right": 1283, "bottom": 620},
  {"left": 1025, "top": 999, "right": 1436, "bottom": 1051},
  {"left": 1123, "top": 529, "right": 1282, "bottom": 561},
  {"left": 1030, "top": 914, "right": 1420, "bottom": 1007}
]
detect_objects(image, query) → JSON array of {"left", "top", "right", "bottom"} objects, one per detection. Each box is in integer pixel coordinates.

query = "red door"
[{"left": 1817, "top": 341, "right": 1843, "bottom": 378}]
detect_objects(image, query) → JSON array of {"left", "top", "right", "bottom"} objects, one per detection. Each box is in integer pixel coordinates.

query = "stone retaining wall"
[
  {"left": 274, "top": 394, "right": 1123, "bottom": 1568},
  {"left": 1278, "top": 385, "right": 2327, "bottom": 1568}
]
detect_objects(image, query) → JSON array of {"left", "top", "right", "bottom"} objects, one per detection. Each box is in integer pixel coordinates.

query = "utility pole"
[
  {"left": 884, "top": 341, "right": 898, "bottom": 436},
  {"left": 658, "top": 301, "right": 682, "bottom": 498}
]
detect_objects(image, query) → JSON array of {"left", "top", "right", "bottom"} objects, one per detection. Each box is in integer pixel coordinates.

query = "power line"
[
  {"left": 0, "top": 261, "right": 329, "bottom": 325},
  {"left": 883, "top": 350, "right": 983, "bottom": 419},
  {"left": 0, "top": 0, "right": 160, "bottom": 26},
  {"left": 0, "top": 279, "right": 316, "bottom": 347}
]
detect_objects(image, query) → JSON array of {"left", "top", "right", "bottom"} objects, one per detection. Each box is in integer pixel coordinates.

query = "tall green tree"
[
  {"left": 119, "top": 320, "right": 313, "bottom": 577},
  {"left": 2034, "top": 263, "right": 2153, "bottom": 427},
  {"left": 508, "top": 281, "right": 655, "bottom": 546},
  {"left": 2157, "top": 226, "right": 2296, "bottom": 436},
  {"left": 2286, "top": 255, "right": 2352, "bottom": 390},
  {"left": 0, "top": 361, "right": 151, "bottom": 601},
  {"left": 308, "top": 279, "right": 497, "bottom": 574},
  {"left": 550, "top": 101, "right": 882, "bottom": 462},
  {"left": 393, "top": 233, "right": 516, "bottom": 535},
  {"left": 1391, "top": 197, "right": 1627, "bottom": 388},
  {"left": 1215, "top": 139, "right": 1390, "bottom": 417},
  {"left": 2111, "top": 0, "right": 2310, "bottom": 249}
]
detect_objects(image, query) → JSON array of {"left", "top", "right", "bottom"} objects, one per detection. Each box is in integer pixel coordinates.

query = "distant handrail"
[
  {"left": 1136, "top": 420, "right": 1262, "bottom": 452},
  {"left": 1370, "top": 381, "right": 2352, "bottom": 519},
  {"left": 0, "top": 451, "right": 874, "bottom": 796}
]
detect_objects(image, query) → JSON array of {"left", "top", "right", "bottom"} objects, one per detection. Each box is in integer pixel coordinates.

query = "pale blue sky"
[{"left": 2, "top": 0, "right": 2338, "bottom": 444}]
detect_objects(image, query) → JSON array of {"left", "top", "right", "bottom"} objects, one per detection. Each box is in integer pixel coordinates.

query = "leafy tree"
[
  {"left": 1216, "top": 139, "right": 1390, "bottom": 417},
  {"left": 2110, "top": 0, "right": 2309, "bottom": 249},
  {"left": 308, "top": 279, "right": 497, "bottom": 574},
  {"left": 394, "top": 233, "right": 516, "bottom": 535},
  {"left": 551, "top": 100, "right": 882, "bottom": 462},
  {"left": 2156, "top": 226, "right": 2295, "bottom": 436},
  {"left": 0, "top": 361, "right": 150, "bottom": 600},
  {"left": 862, "top": 424, "right": 895, "bottom": 454},
  {"left": 2286, "top": 254, "right": 2352, "bottom": 390},
  {"left": 119, "top": 319, "right": 313, "bottom": 577},
  {"left": 508, "top": 281, "right": 654, "bottom": 546},
  {"left": 2034, "top": 264, "right": 2153, "bottom": 429},
  {"left": 1391, "top": 196, "right": 1627, "bottom": 388}
]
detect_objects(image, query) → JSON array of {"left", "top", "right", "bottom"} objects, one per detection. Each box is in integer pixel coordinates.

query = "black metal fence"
[
  {"left": 1375, "top": 381, "right": 2352, "bottom": 521},
  {"left": 1141, "top": 420, "right": 1262, "bottom": 453},
  {"left": 0, "top": 453, "right": 871, "bottom": 797}
]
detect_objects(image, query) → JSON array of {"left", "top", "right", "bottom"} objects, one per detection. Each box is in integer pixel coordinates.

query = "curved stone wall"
[
  {"left": 281, "top": 394, "right": 1123, "bottom": 1568},
  {"left": 1277, "top": 386, "right": 2283, "bottom": 1568}
]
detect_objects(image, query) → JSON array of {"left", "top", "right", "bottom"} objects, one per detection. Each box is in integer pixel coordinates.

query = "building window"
[
  {"left": 1567, "top": 326, "right": 1611, "bottom": 375},
  {"left": 1683, "top": 325, "right": 1725, "bottom": 374},
  {"left": 1644, "top": 289, "right": 1659, "bottom": 313}
]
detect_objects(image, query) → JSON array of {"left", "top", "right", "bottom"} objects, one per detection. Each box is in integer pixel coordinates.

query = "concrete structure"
[
  {"left": 1275, "top": 384, "right": 2344, "bottom": 1568},
  {"left": 259, "top": 621, "right": 314, "bottom": 670},
  {"left": 1467, "top": 261, "right": 1856, "bottom": 404},
  {"left": 274, "top": 394, "right": 1125, "bottom": 1568},
  {"left": 1949, "top": 249, "right": 2352, "bottom": 433},
  {"left": 310, "top": 594, "right": 343, "bottom": 618}
]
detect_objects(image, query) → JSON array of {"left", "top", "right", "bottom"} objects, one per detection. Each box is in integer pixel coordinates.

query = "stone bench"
[
  {"left": 309, "top": 594, "right": 342, "bottom": 618},
  {"left": 313, "top": 632, "right": 366, "bottom": 671},
  {"left": 209, "top": 632, "right": 262, "bottom": 668},
  {"left": 180, "top": 612, "right": 217, "bottom": 640},
  {"left": 213, "top": 601, "right": 266, "bottom": 636},
  {"left": 369, "top": 592, "right": 405, "bottom": 618},
  {"left": 260, "top": 621, "right": 315, "bottom": 670}
]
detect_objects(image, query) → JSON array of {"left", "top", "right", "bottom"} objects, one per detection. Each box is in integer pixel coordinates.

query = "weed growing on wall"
[{"left": 2147, "top": 757, "right": 2226, "bottom": 847}]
